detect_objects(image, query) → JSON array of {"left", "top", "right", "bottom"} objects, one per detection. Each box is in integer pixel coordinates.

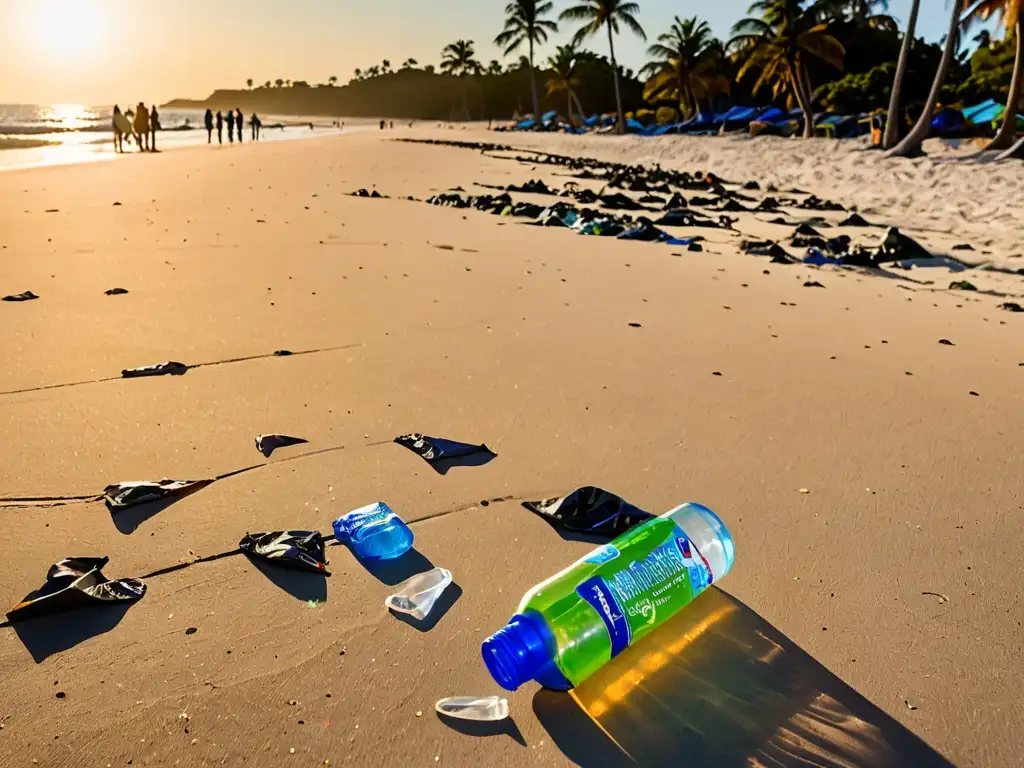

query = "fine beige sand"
[{"left": 1, "top": 129, "right": 1022, "bottom": 767}]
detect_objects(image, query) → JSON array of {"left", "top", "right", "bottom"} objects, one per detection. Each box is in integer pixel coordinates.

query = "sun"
[{"left": 31, "top": 0, "right": 107, "bottom": 59}]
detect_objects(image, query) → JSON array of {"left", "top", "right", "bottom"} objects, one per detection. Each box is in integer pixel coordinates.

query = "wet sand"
[{"left": 0, "top": 129, "right": 1021, "bottom": 767}]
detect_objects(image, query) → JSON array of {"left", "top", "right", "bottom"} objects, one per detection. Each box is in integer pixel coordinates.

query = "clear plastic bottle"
[
  {"left": 482, "top": 503, "right": 734, "bottom": 690},
  {"left": 332, "top": 502, "right": 414, "bottom": 561}
]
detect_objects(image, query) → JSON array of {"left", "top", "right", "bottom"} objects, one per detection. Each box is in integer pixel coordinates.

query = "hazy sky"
[{"left": 0, "top": 0, "right": 960, "bottom": 106}]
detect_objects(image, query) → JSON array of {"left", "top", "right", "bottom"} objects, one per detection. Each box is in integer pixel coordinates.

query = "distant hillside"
[{"left": 165, "top": 66, "right": 644, "bottom": 121}]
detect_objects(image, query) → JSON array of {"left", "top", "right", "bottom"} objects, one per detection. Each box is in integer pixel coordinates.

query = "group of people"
[
  {"left": 203, "top": 108, "right": 262, "bottom": 144},
  {"left": 112, "top": 102, "right": 160, "bottom": 152}
]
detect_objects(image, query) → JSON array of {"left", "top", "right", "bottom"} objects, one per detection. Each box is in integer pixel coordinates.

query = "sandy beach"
[{"left": 1, "top": 129, "right": 1022, "bottom": 767}]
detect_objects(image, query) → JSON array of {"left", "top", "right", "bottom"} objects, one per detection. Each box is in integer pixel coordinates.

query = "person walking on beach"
[
  {"left": 251, "top": 113, "right": 261, "bottom": 141},
  {"left": 226, "top": 109, "right": 235, "bottom": 143},
  {"left": 112, "top": 105, "right": 126, "bottom": 153},
  {"left": 204, "top": 109, "right": 214, "bottom": 143},
  {"left": 133, "top": 102, "right": 151, "bottom": 152},
  {"left": 149, "top": 105, "right": 160, "bottom": 151},
  {"left": 235, "top": 109, "right": 243, "bottom": 144},
  {"left": 216, "top": 110, "right": 223, "bottom": 144}
]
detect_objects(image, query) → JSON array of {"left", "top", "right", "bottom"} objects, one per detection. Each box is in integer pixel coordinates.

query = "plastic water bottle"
[
  {"left": 482, "top": 502, "right": 734, "bottom": 691},
  {"left": 332, "top": 502, "right": 414, "bottom": 561}
]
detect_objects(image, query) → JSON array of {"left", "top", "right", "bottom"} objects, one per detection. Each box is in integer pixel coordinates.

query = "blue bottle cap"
[{"left": 481, "top": 613, "right": 553, "bottom": 691}]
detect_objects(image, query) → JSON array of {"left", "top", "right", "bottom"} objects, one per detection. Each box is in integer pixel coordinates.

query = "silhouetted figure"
[
  {"left": 226, "top": 109, "right": 235, "bottom": 142},
  {"left": 112, "top": 105, "right": 126, "bottom": 153},
  {"left": 235, "top": 109, "right": 243, "bottom": 144},
  {"left": 389, "top": 120, "right": 394, "bottom": 129},
  {"left": 149, "top": 105, "right": 160, "bottom": 151},
  {"left": 380, "top": 119, "right": 385, "bottom": 130},
  {"left": 251, "top": 113, "right": 261, "bottom": 141},
  {"left": 204, "top": 109, "right": 214, "bottom": 143},
  {"left": 216, "top": 111, "right": 223, "bottom": 144},
  {"left": 133, "top": 102, "right": 151, "bottom": 151}
]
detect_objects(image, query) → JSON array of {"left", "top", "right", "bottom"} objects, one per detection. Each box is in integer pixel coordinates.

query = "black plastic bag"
[
  {"left": 7, "top": 557, "right": 146, "bottom": 622},
  {"left": 239, "top": 531, "right": 330, "bottom": 575},
  {"left": 103, "top": 479, "right": 213, "bottom": 509},
  {"left": 121, "top": 361, "right": 188, "bottom": 378},
  {"left": 255, "top": 434, "right": 309, "bottom": 458},
  {"left": 2, "top": 290, "right": 39, "bottom": 302},
  {"left": 523, "top": 487, "right": 654, "bottom": 537},
  {"left": 394, "top": 433, "right": 494, "bottom": 466}
]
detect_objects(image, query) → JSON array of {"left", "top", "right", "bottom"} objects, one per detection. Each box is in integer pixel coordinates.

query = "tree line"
[{"left": 171, "top": 0, "right": 1022, "bottom": 159}]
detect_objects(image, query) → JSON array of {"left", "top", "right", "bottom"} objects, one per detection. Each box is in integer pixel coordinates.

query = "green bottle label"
[{"left": 574, "top": 529, "right": 712, "bottom": 659}]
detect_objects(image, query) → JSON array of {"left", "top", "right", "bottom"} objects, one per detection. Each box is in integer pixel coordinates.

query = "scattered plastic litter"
[
  {"left": 394, "top": 433, "right": 494, "bottom": 468},
  {"left": 839, "top": 213, "right": 873, "bottom": 227},
  {"left": 333, "top": 502, "right": 414, "bottom": 561},
  {"left": 385, "top": 567, "right": 453, "bottom": 620},
  {"left": 949, "top": 280, "right": 978, "bottom": 291},
  {"left": 483, "top": 502, "right": 733, "bottom": 690},
  {"left": 7, "top": 557, "right": 146, "bottom": 622},
  {"left": 522, "top": 486, "right": 654, "bottom": 537},
  {"left": 507, "top": 179, "right": 556, "bottom": 195},
  {"left": 103, "top": 479, "right": 212, "bottom": 509},
  {"left": 255, "top": 434, "right": 309, "bottom": 458},
  {"left": 2, "top": 291, "right": 39, "bottom": 302},
  {"left": 803, "top": 280, "right": 826, "bottom": 288},
  {"left": 351, "top": 189, "right": 384, "bottom": 198},
  {"left": 999, "top": 302, "right": 1024, "bottom": 312},
  {"left": 803, "top": 249, "right": 844, "bottom": 266},
  {"left": 239, "top": 531, "right": 330, "bottom": 574},
  {"left": 435, "top": 696, "right": 509, "bottom": 722},
  {"left": 105, "top": 288, "right": 129, "bottom": 296},
  {"left": 121, "top": 361, "right": 188, "bottom": 378}
]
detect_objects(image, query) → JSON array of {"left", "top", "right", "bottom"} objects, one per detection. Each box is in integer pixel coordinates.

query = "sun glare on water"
[{"left": 30, "top": 0, "right": 107, "bottom": 58}]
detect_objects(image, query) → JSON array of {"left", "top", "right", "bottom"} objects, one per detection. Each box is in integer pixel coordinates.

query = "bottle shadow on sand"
[{"left": 533, "top": 587, "right": 956, "bottom": 768}]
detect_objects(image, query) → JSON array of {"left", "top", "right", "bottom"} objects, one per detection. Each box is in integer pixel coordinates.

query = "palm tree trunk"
[
  {"left": 607, "top": 23, "right": 625, "bottom": 134},
  {"left": 789, "top": 62, "right": 814, "bottom": 138},
  {"left": 987, "top": 19, "right": 1022, "bottom": 150},
  {"left": 883, "top": 0, "right": 921, "bottom": 149},
  {"left": 529, "top": 38, "right": 541, "bottom": 123},
  {"left": 571, "top": 90, "right": 585, "bottom": 122},
  {"left": 886, "top": 0, "right": 962, "bottom": 158}
]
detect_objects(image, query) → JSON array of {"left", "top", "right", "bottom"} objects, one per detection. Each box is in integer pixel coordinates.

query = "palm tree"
[
  {"left": 401, "top": 58, "right": 419, "bottom": 70},
  {"left": 275, "top": 78, "right": 284, "bottom": 88},
  {"left": 963, "top": 0, "right": 1022, "bottom": 152},
  {"left": 264, "top": 80, "right": 271, "bottom": 88},
  {"left": 441, "top": 40, "right": 482, "bottom": 119},
  {"left": 487, "top": 59, "right": 504, "bottom": 75},
  {"left": 495, "top": 0, "right": 559, "bottom": 121},
  {"left": 353, "top": 68, "right": 362, "bottom": 81},
  {"left": 640, "top": 16, "right": 723, "bottom": 118},
  {"left": 886, "top": 0, "right": 966, "bottom": 157},
  {"left": 328, "top": 75, "right": 338, "bottom": 86},
  {"left": 818, "top": 0, "right": 897, "bottom": 29},
  {"left": 440, "top": 40, "right": 482, "bottom": 75},
  {"left": 246, "top": 78, "right": 254, "bottom": 89},
  {"left": 882, "top": 0, "right": 920, "bottom": 148},
  {"left": 560, "top": 0, "right": 646, "bottom": 133},
  {"left": 382, "top": 59, "right": 392, "bottom": 73},
  {"left": 730, "top": 0, "right": 845, "bottom": 138},
  {"left": 547, "top": 45, "right": 586, "bottom": 123}
]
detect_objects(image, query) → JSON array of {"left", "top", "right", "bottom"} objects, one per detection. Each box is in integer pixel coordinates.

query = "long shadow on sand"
[
  {"left": 245, "top": 556, "right": 328, "bottom": 603},
  {"left": 9, "top": 604, "right": 134, "bottom": 663},
  {"left": 534, "top": 587, "right": 956, "bottom": 767},
  {"left": 437, "top": 710, "right": 527, "bottom": 747},
  {"left": 327, "top": 543, "right": 436, "bottom": 587}
]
